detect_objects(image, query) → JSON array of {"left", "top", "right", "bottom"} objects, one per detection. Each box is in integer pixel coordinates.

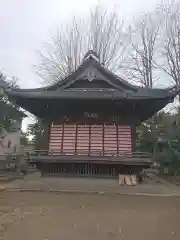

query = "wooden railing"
[
  {"left": 25, "top": 150, "right": 152, "bottom": 160},
  {"left": 25, "top": 151, "right": 152, "bottom": 177}
]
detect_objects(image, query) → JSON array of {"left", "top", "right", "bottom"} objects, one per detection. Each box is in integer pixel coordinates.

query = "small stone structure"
[
  {"left": 0, "top": 120, "right": 21, "bottom": 154},
  {"left": 0, "top": 130, "right": 21, "bottom": 154},
  {"left": 0, "top": 120, "right": 26, "bottom": 180}
]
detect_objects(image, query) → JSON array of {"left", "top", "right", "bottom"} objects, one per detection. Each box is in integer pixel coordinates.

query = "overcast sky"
[
  {"left": 0, "top": 0, "right": 163, "bottom": 88},
  {"left": 0, "top": 0, "right": 164, "bottom": 130}
]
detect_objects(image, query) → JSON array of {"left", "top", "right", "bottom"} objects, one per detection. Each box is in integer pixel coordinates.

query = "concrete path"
[{"left": 1, "top": 172, "right": 180, "bottom": 196}]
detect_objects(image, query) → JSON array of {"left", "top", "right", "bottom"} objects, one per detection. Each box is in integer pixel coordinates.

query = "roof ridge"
[{"left": 83, "top": 50, "right": 100, "bottom": 62}]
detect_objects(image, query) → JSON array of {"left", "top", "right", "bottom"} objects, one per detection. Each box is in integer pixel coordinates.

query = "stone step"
[{"left": 0, "top": 172, "right": 22, "bottom": 182}]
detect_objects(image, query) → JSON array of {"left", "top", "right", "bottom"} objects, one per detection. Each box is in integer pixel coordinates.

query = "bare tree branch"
[
  {"left": 156, "top": 0, "right": 180, "bottom": 90},
  {"left": 125, "top": 9, "right": 163, "bottom": 88},
  {"left": 35, "top": 5, "right": 128, "bottom": 84}
]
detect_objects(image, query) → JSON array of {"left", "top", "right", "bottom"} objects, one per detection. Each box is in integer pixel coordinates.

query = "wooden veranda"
[{"left": 27, "top": 150, "right": 152, "bottom": 178}]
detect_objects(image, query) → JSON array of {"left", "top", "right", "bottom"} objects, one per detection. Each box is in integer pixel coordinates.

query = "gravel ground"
[{"left": 0, "top": 192, "right": 180, "bottom": 240}]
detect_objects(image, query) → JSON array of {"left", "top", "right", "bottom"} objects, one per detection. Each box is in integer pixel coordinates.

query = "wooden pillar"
[{"left": 40, "top": 120, "right": 51, "bottom": 151}]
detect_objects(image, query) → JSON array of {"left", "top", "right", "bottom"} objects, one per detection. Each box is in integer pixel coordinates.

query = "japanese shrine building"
[{"left": 1, "top": 51, "right": 178, "bottom": 178}]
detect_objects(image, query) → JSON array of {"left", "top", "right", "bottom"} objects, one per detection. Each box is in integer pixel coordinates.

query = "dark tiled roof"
[
  {"left": 6, "top": 87, "right": 176, "bottom": 100},
  {"left": 0, "top": 49, "right": 178, "bottom": 101}
]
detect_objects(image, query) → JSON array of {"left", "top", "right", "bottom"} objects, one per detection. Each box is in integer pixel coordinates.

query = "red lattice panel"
[
  {"left": 118, "top": 125, "right": 132, "bottom": 153},
  {"left": 63, "top": 125, "right": 76, "bottom": 155},
  {"left": 49, "top": 123, "right": 132, "bottom": 156},
  {"left": 49, "top": 124, "right": 63, "bottom": 154},
  {"left": 90, "top": 125, "right": 103, "bottom": 155},
  {"left": 104, "top": 124, "right": 117, "bottom": 156},
  {"left": 76, "top": 125, "right": 89, "bottom": 155}
]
